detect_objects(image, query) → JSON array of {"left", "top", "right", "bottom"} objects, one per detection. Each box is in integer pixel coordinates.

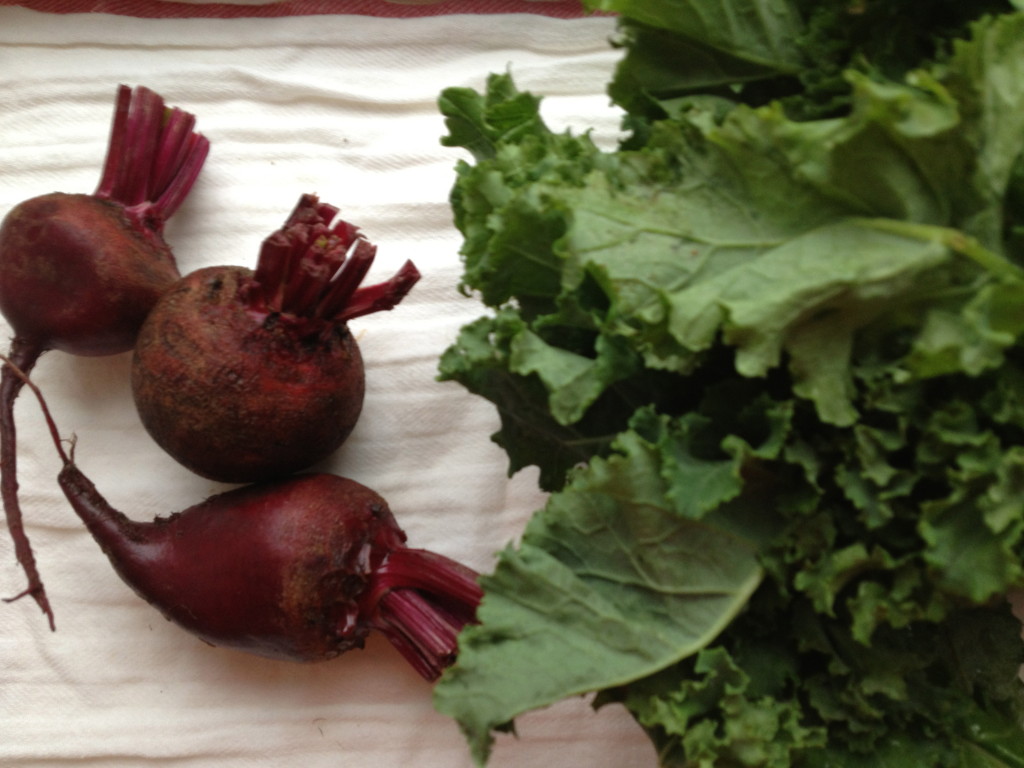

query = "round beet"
[
  {"left": 131, "top": 194, "right": 420, "bottom": 483},
  {"left": 0, "top": 193, "right": 179, "bottom": 356},
  {"left": 132, "top": 265, "right": 366, "bottom": 482}
]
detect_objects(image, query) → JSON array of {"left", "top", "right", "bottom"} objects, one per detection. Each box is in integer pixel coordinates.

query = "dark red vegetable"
[
  {"left": 15, "top": 361, "right": 481, "bottom": 680},
  {"left": 0, "top": 85, "right": 209, "bottom": 628},
  {"left": 131, "top": 193, "right": 420, "bottom": 483}
]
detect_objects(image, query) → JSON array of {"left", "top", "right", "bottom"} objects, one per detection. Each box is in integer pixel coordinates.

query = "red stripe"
[{"left": 0, "top": 0, "right": 600, "bottom": 18}]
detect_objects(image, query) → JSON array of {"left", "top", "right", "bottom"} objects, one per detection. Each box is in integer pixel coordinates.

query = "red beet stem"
[
  {"left": 248, "top": 194, "right": 420, "bottom": 325},
  {"left": 375, "top": 590, "right": 464, "bottom": 681},
  {"left": 314, "top": 238, "right": 377, "bottom": 319},
  {"left": 94, "top": 85, "right": 210, "bottom": 229},
  {"left": 362, "top": 546, "right": 483, "bottom": 680},
  {"left": 0, "top": 339, "right": 52, "bottom": 628},
  {"left": 375, "top": 547, "right": 483, "bottom": 610},
  {"left": 284, "top": 192, "right": 339, "bottom": 229},
  {"left": 335, "top": 260, "right": 421, "bottom": 323}
]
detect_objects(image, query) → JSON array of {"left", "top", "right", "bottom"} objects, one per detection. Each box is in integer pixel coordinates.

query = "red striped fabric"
[{"left": 0, "top": 0, "right": 597, "bottom": 18}]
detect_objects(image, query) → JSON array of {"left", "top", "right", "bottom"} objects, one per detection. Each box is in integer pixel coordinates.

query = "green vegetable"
[{"left": 434, "top": 3, "right": 1024, "bottom": 766}]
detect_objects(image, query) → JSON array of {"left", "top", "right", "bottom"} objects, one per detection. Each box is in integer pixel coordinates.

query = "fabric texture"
[{"left": 0, "top": 8, "right": 654, "bottom": 767}]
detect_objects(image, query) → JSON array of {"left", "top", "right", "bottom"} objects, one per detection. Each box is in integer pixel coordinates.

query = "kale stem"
[{"left": 860, "top": 218, "right": 1024, "bottom": 283}]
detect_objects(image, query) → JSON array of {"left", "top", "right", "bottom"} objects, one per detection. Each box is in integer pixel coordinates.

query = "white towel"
[{"left": 0, "top": 7, "right": 655, "bottom": 766}]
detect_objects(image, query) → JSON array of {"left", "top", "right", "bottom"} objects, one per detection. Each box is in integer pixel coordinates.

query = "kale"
[{"left": 433, "top": 6, "right": 1024, "bottom": 766}]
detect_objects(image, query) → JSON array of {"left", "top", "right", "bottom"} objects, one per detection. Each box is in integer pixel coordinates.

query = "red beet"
[
  {"left": 0, "top": 85, "right": 209, "bottom": 628},
  {"left": 131, "top": 193, "right": 420, "bottom": 483},
  {"left": 11, "top": 360, "right": 480, "bottom": 680},
  {"left": 61, "top": 468, "right": 481, "bottom": 679}
]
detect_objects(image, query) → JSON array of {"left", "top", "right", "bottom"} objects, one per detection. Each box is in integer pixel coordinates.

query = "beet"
[
  {"left": 131, "top": 193, "right": 420, "bottom": 483},
  {"left": 60, "top": 468, "right": 481, "bottom": 679},
  {"left": 7, "top": 358, "right": 480, "bottom": 681},
  {"left": 0, "top": 85, "right": 208, "bottom": 628}
]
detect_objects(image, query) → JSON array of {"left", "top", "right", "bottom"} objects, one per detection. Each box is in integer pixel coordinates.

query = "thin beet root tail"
[
  {"left": 246, "top": 193, "right": 421, "bottom": 331},
  {"left": 363, "top": 547, "right": 483, "bottom": 681},
  {"left": 1, "top": 351, "right": 143, "bottom": 620},
  {"left": 93, "top": 84, "right": 210, "bottom": 232},
  {"left": 0, "top": 339, "right": 51, "bottom": 627},
  {"left": 0, "top": 341, "right": 67, "bottom": 629}
]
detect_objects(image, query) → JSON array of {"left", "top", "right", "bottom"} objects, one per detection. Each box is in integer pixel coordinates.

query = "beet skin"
[
  {"left": 62, "top": 470, "right": 399, "bottom": 661},
  {"left": 0, "top": 193, "right": 180, "bottom": 356},
  {"left": 131, "top": 194, "right": 420, "bottom": 483},
  {"left": 132, "top": 265, "right": 366, "bottom": 483}
]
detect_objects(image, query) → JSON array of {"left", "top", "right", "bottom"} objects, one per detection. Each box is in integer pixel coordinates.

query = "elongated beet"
[
  {"left": 0, "top": 85, "right": 209, "bottom": 628},
  {"left": 10, "top": 359, "right": 480, "bottom": 680},
  {"left": 61, "top": 468, "right": 481, "bottom": 679},
  {"left": 131, "top": 193, "right": 420, "bottom": 483}
]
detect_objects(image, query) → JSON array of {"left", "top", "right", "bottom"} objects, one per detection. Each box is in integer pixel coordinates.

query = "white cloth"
[{"left": 0, "top": 8, "right": 655, "bottom": 766}]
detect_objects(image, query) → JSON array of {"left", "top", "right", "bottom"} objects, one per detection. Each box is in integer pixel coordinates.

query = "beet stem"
[
  {"left": 375, "top": 589, "right": 463, "bottom": 681},
  {"left": 94, "top": 85, "right": 133, "bottom": 203},
  {"left": 93, "top": 85, "right": 209, "bottom": 229},
  {"left": 149, "top": 127, "right": 209, "bottom": 221},
  {"left": 251, "top": 234, "right": 293, "bottom": 309},
  {"left": 149, "top": 109, "right": 196, "bottom": 198},
  {"left": 314, "top": 238, "right": 376, "bottom": 319},
  {"left": 0, "top": 337, "right": 52, "bottom": 629},
  {"left": 247, "top": 194, "right": 419, "bottom": 326},
  {"left": 280, "top": 238, "right": 335, "bottom": 316},
  {"left": 336, "top": 260, "right": 422, "bottom": 323},
  {"left": 365, "top": 547, "right": 482, "bottom": 680},
  {"left": 123, "top": 87, "right": 164, "bottom": 208},
  {"left": 285, "top": 194, "right": 339, "bottom": 228},
  {"left": 375, "top": 547, "right": 483, "bottom": 610}
]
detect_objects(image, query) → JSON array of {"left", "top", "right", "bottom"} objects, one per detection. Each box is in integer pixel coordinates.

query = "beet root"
[
  {"left": 131, "top": 265, "right": 366, "bottom": 483},
  {"left": 131, "top": 193, "right": 420, "bottom": 483},
  {"left": 57, "top": 467, "right": 481, "bottom": 679},
  {"left": 0, "top": 85, "right": 208, "bottom": 628},
  {"left": 0, "top": 193, "right": 180, "bottom": 356}
]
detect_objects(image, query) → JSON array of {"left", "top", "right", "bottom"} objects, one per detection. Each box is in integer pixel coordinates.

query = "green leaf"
[
  {"left": 946, "top": 13, "right": 1024, "bottom": 241},
  {"left": 624, "top": 646, "right": 826, "bottom": 768},
  {"left": 667, "top": 219, "right": 952, "bottom": 425},
  {"left": 919, "top": 446, "right": 1024, "bottom": 602},
  {"left": 508, "top": 327, "right": 640, "bottom": 426},
  {"left": 438, "top": 312, "right": 627, "bottom": 490},
  {"left": 584, "top": 0, "right": 805, "bottom": 73},
  {"left": 434, "top": 420, "right": 772, "bottom": 765},
  {"left": 439, "top": 73, "right": 546, "bottom": 162}
]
